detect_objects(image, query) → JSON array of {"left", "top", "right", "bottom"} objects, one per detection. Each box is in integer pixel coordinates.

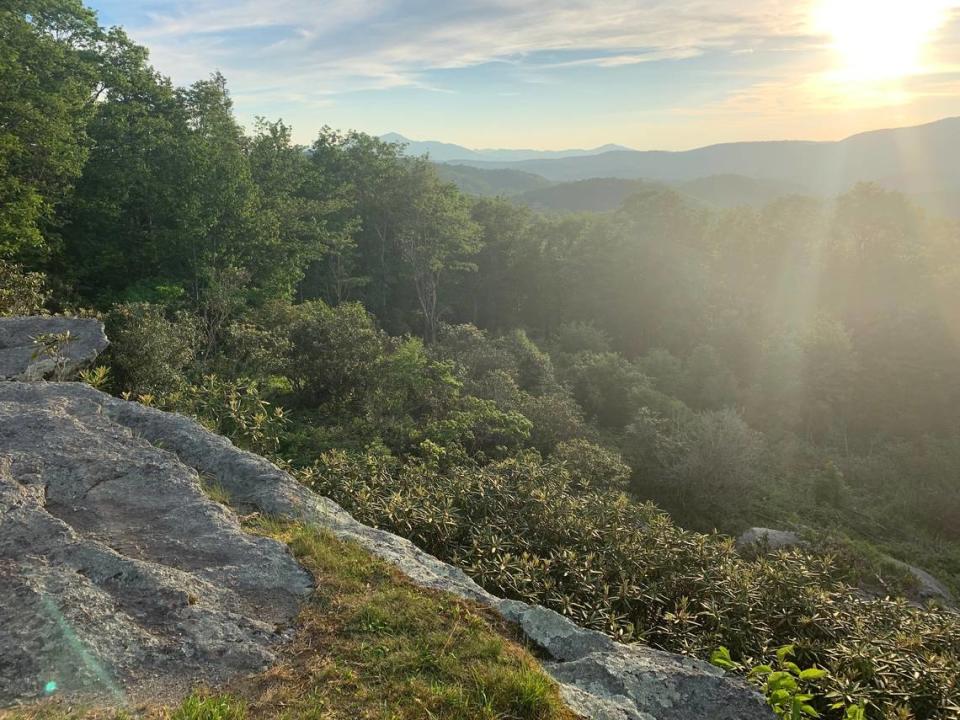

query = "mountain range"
[
  {"left": 380, "top": 133, "right": 632, "bottom": 163},
  {"left": 400, "top": 118, "right": 960, "bottom": 217}
]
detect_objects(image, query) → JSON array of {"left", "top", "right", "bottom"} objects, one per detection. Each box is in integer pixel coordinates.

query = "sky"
[{"left": 86, "top": 0, "right": 960, "bottom": 151}]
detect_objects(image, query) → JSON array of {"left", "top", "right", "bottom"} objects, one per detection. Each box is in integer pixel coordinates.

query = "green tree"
[
  {"left": 0, "top": 0, "right": 142, "bottom": 259},
  {"left": 395, "top": 159, "right": 482, "bottom": 342}
]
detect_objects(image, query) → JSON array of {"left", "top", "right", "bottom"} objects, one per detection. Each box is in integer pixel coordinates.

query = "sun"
[{"left": 815, "top": 0, "right": 953, "bottom": 82}]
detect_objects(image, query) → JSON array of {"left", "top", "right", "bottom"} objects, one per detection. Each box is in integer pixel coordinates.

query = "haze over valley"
[{"left": 395, "top": 117, "right": 960, "bottom": 216}]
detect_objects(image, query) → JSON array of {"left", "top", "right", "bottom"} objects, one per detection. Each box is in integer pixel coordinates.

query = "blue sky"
[{"left": 87, "top": 0, "right": 960, "bottom": 150}]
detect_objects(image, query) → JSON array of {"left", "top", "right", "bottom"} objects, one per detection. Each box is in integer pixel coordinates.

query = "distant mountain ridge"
[
  {"left": 381, "top": 132, "right": 633, "bottom": 163},
  {"left": 437, "top": 117, "right": 960, "bottom": 197}
]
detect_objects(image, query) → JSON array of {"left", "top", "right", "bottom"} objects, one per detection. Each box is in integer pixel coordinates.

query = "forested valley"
[{"left": 3, "top": 3, "right": 960, "bottom": 718}]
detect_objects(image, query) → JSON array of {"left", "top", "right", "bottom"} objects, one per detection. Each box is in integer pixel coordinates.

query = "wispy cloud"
[{"left": 116, "top": 0, "right": 818, "bottom": 94}]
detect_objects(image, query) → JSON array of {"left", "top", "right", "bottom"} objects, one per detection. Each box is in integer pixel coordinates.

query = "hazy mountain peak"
[{"left": 380, "top": 133, "right": 635, "bottom": 163}]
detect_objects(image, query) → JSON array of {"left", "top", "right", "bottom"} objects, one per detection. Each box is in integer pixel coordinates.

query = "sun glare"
[{"left": 815, "top": 0, "right": 953, "bottom": 82}]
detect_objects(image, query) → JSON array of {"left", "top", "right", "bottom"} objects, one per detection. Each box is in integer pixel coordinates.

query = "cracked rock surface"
[
  {"left": 0, "top": 380, "right": 772, "bottom": 719},
  {"left": 0, "top": 383, "right": 312, "bottom": 704}
]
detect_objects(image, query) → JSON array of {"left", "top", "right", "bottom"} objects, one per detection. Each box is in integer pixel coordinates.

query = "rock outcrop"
[
  {"left": 888, "top": 559, "right": 955, "bottom": 606},
  {"left": 735, "top": 527, "right": 805, "bottom": 554},
  {"left": 0, "top": 316, "right": 108, "bottom": 381}
]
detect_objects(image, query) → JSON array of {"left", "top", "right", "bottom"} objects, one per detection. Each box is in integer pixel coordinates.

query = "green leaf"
[
  {"left": 799, "top": 668, "right": 829, "bottom": 681},
  {"left": 710, "top": 647, "right": 738, "bottom": 670},
  {"left": 776, "top": 644, "right": 796, "bottom": 663}
]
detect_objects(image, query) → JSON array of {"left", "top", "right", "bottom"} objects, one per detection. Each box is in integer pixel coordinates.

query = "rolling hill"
[
  {"left": 436, "top": 163, "right": 552, "bottom": 197},
  {"left": 443, "top": 117, "right": 960, "bottom": 197}
]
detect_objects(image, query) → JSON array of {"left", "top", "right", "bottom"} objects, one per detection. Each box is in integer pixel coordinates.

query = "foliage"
[
  {"left": 550, "top": 438, "right": 630, "bottom": 491},
  {"left": 711, "top": 645, "right": 842, "bottom": 720},
  {"left": 165, "top": 375, "right": 288, "bottom": 454},
  {"left": 559, "top": 351, "right": 649, "bottom": 428},
  {"left": 104, "top": 303, "right": 197, "bottom": 396},
  {"left": 77, "top": 364, "right": 111, "bottom": 390},
  {"left": 285, "top": 300, "right": 385, "bottom": 406},
  {"left": 0, "top": 261, "right": 47, "bottom": 315},
  {"left": 422, "top": 395, "right": 532, "bottom": 460},
  {"left": 666, "top": 408, "right": 765, "bottom": 528},
  {"left": 549, "top": 321, "right": 612, "bottom": 356},
  {"left": 518, "top": 390, "right": 588, "bottom": 453},
  {"left": 7, "top": 4, "right": 960, "bottom": 715},
  {"left": 0, "top": 0, "right": 142, "bottom": 258}
]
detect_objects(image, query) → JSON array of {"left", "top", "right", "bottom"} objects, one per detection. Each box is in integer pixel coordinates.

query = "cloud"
[{"left": 121, "top": 0, "right": 820, "bottom": 96}]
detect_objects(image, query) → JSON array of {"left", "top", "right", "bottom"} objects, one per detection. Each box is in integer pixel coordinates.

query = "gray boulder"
[
  {"left": 0, "top": 381, "right": 771, "bottom": 718},
  {"left": 887, "top": 558, "right": 955, "bottom": 606},
  {"left": 0, "top": 316, "right": 108, "bottom": 380},
  {"left": 735, "top": 527, "right": 805, "bottom": 553},
  {"left": 0, "top": 382, "right": 312, "bottom": 704}
]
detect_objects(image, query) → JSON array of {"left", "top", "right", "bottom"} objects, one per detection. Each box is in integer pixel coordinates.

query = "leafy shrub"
[
  {"left": 165, "top": 375, "right": 288, "bottom": 454},
  {"left": 30, "top": 330, "right": 74, "bottom": 380},
  {"left": 550, "top": 321, "right": 612, "bottom": 355},
  {"left": 437, "top": 324, "right": 556, "bottom": 394},
  {"left": 105, "top": 302, "right": 198, "bottom": 396},
  {"left": 711, "top": 645, "right": 860, "bottom": 720},
  {"left": 559, "top": 351, "right": 649, "bottom": 428},
  {"left": 680, "top": 344, "right": 739, "bottom": 410},
  {"left": 285, "top": 300, "right": 385, "bottom": 406},
  {"left": 469, "top": 368, "right": 522, "bottom": 410},
  {"left": 422, "top": 396, "right": 532, "bottom": 460},
  {"left": 0, "top": 261, "right": 47, "bottom": 316},
  {"left": 518, "top": 390, "right": 587, "bottom": 452},
  {"left": 637, "top": 347, "right": 684, "bottom": 397},
  {"left": 550, "top": 438, "right": 630, "bottom": 491},
  {"left": 666, "top": 408, "right": 765, "bottom": 528},
  {"left": 499, "top": 328, "right": 555, "bottom": 392},
  {"left": 302, "top": 450, "right": 960, "bottom": 719},
  {"left": 436, "top": 323, "right": 518, "bottom": 383}
]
